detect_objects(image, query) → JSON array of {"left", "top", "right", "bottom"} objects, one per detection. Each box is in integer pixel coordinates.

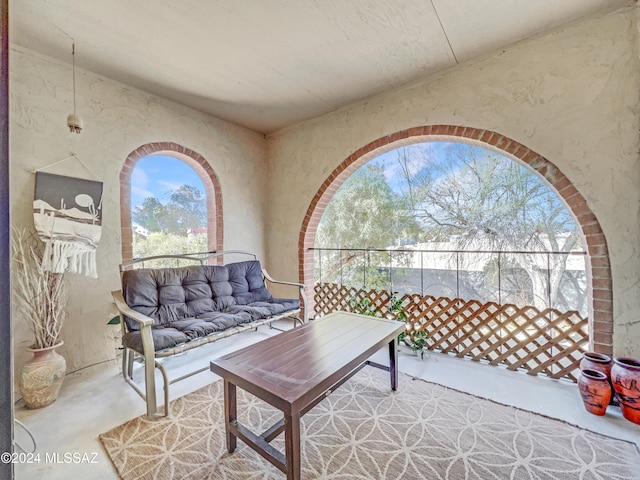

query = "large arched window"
[
  {"left": 300, "top": 126, "right": 613, "bottom": 360},
  {"left": 120, "top": 142, "right": 223, "bottom": 262}
]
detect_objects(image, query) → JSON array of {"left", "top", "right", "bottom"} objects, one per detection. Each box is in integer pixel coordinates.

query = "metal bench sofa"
[{"left": 111, "top": 250, "right": 306, "bottom": 416}]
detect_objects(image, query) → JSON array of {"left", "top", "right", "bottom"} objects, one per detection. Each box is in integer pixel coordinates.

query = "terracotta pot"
[
  {"left": 578, "top": 369, "right": 611, "bottom": 416},
  {"left": 580, "top": 352, "right": 612, "bottom": 376},
  {"left": 611, "top": 357, "right": 640, "bottom": 424},
  {"left": 19, "top": 342, "right": 66, "bottom": 409},
  {"left": 580, "top": 351, "right": 617, "bottom": 405}
]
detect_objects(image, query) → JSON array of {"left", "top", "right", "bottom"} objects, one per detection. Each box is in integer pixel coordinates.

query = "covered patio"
[{"left": 3, "top": 1, "right": 640, "bottom": 478}]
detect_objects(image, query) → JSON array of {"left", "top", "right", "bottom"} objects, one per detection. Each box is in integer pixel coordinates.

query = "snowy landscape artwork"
[{"left": 34, "top": 172, "right": 103, "bottom": 277}]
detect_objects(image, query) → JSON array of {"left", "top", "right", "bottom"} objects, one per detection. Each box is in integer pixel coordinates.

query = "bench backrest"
[{"left": 121, "top": 260, "right": 272, "bottom": 330}]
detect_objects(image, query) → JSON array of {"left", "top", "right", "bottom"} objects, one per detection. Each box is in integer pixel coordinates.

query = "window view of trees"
[
  {"left": 315, "top": 142, "right": 586, "bottom": 314},
  {"left": 134, "top": 185, "right": 206, "bottom": 235},
  {"left": 315, "top": 163, "right": 421, "bottom": 289},
  {"left": 131, "top": 156, "right": 208, "bottom": 259}
]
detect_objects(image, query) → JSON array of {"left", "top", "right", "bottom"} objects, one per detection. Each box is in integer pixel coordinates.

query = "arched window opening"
[
  {"left": 131, "top": 154, "right": 208, "bottom": 258},
  {"left": 300, "top": 126, "right": 612, "bottom": 381},
  {"left": 120, "top": 142, "right": 223, "bottom": 264}
]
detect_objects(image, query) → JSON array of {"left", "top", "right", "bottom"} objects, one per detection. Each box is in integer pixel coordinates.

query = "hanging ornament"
[{"left": 67, "top": 43, "right": 83, "bottom": 134}]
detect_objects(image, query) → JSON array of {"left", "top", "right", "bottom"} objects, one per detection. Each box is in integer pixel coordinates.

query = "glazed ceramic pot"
[
  {"left": 578, "top": 369, "right": 612, "bottom": 416},
  {"left": 580, "top": 352, "right": 617, "bottom": 405},
  {"left": 611, "top": 357, "right": 640, "bottom": 425},
  {"left": 19, "top": 342, "right": 66, "bottom": 409}
]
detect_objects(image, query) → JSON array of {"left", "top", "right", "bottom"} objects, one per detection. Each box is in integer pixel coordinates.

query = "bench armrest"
[
  {"left": 111, "top": 290, "right": 154, "bottom": 329},
  {"left": 262, "top": 269, "right": 305, "bottom": 289},
  {"left": 112, "top": 290, "right": 158, "bottom": 416},
  {"left": 111, "top": 290, "right": 157, "bottom": 381},
  {"left": 262, "top": 269, "right": 308, "bottom": 323}
]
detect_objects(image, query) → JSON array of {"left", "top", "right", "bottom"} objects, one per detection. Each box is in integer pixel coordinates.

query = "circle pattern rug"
[{"left": 100, "top": 367, "right": 640, "bottom": 479}]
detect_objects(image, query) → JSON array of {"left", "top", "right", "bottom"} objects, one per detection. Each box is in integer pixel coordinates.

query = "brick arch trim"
[
  {"left": 298, "top": 125, "right": 612, "bottom": 354},
  {"left": 120, "top": 142, "right": 223, "bottom": 262}
]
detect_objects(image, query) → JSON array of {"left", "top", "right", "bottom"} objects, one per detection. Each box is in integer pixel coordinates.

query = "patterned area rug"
[{"left": 100, "top": 368, "right": 640, "bottom": 480}]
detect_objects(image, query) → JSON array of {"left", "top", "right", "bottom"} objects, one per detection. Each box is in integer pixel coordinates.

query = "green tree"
[
  {"left": 164, "top": 185, "right": 207, "bottom": 234},
  {"left": 133, "top": 197, "right": 168, "bottom": 233},
  {"left": 316, "top": 163, "right": 421, "bottom": 287},
  {"left": 133, "top": 184, "right": 206, "bottom": 235},
  {"left": 132, "top": 231, "right": 208, "bottom": 263},
  {"left": 132, "top": 184, "right": 208, "bottom": 260}
]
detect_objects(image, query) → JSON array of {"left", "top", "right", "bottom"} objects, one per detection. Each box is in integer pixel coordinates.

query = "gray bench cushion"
[{"left": 121, "top": 260, "right": 300, "bottom": 353}]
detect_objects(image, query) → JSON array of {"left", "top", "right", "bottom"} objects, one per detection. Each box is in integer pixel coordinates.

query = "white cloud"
[
  {"left": 131, "top": 168, "right": 154, "bottom": 206},
  {"left": 131, "top": 184, "right": 154, "bottom": 201},
  {"left": 131, "top": 167, "right": 148, "bottom": 188},
  {"left": 157, "top": 180, "right": 183, "bottom": 193}
]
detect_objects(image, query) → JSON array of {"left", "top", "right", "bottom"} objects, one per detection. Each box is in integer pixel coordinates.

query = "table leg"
[
  {"left": 224, "top": 380, "right": 237, "bottom": 453},
  {"left": 389, "top": 339, "right": 398, "bottom": 391},
  {"left": 284, "top": 411, "right": 301, "bottom": 480}
]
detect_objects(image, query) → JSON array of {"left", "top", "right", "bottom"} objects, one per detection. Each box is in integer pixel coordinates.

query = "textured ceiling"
[{"left": 9, "top": 0, "right": 630, "bottom": 133}]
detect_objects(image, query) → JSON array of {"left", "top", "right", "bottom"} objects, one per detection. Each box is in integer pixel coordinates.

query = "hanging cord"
[
  {"left": 13, "top": 419, "right": 37, "bottom": 454},
  {"left": 67, "top": 40, "right": 83, "bottom": 133},
  {"left": 32, "top": 153, "right": 100, "bottom": 180},
  {"left": 72, "top": 43, "right": 77, "bottom": 116}
]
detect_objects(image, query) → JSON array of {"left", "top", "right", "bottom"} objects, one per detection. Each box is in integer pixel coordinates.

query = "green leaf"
[{"left": 107, "top": 316, "right": 121, "bottom": 325}]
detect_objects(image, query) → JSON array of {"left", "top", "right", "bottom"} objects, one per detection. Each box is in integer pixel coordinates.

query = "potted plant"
[
  {"left": 410, "top": 330, "right": 430, "bottom": 360},
  {"left": 12, "top": 226, "right": 67, "bottom": 408},
  {"left": 348, "top": 290, "right": 380, "bottom": 317},
  {"left": 387, "top": 293, "right": 409, "bottom": 344}
]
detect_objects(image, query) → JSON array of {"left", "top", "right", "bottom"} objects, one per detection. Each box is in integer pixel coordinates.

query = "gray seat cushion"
[{"left": 121, "top": 260, "right": 300, "bottom": 353}]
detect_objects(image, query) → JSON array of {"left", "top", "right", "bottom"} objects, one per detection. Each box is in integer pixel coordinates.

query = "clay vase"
[
  {"left": 19, "top": 342, "right": 66, "bottom": 409},
  {"left": 578, "top": 369, "right": 612, "bottom": 416},
  {"left": 611, "top": 357, "right": 640, "bottom": 424},
  {"left": 580, "top": 352, "right": 612, "bottom": 376},
  {"left": 580, "top": 352, "right": 617, "bottom": 405}
]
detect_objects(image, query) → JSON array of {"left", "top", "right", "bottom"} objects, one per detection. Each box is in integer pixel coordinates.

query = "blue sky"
[
  {"left": 368, "top": 141, "right": 483, "bottom": 192},
  {"left": 131, "top": 155, "right": 205, "bottom": 208},
  {"left": 132, "top": 145, "right": 570, "bottom": 229},
  {"left": 130, "top": 144, "right": 484, "bottom": 209}
]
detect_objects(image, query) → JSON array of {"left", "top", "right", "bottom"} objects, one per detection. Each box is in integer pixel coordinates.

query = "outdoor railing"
[{"left": 311, "top": 247, "right": 589, "bottom": 382}]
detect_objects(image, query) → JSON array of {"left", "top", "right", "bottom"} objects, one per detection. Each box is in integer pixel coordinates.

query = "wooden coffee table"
[{"left": 209, "top": 311, "right": 405, "bottom": 480}]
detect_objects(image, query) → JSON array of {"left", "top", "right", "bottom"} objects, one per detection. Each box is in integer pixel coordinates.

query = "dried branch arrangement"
[{"left": 11, "top": 226, "right": 67, "bottom": 349}]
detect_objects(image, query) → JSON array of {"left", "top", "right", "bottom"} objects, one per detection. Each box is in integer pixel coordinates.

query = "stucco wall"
[
  {"left": 266, "top": 6, "right": 640, "bottom": 356},
  {"left": 9, "top": 46, "right": 267, "bottom": 379}
]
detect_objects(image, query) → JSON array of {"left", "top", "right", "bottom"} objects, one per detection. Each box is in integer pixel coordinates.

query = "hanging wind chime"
[{"left": 67, "top": 43, "right": 83, "bottom": 133}]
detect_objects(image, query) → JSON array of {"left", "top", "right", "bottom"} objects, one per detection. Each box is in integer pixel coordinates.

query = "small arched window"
[
  {"left": 130, "top": 154, "right": 207, "bottom": 257},
  {"left": 120, "top": 142, "right": 223, "bottom": 262}
]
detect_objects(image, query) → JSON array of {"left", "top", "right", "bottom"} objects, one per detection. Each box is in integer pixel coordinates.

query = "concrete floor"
[{"left": 13, "top": 320, "right": 640, "bottom": 480}]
